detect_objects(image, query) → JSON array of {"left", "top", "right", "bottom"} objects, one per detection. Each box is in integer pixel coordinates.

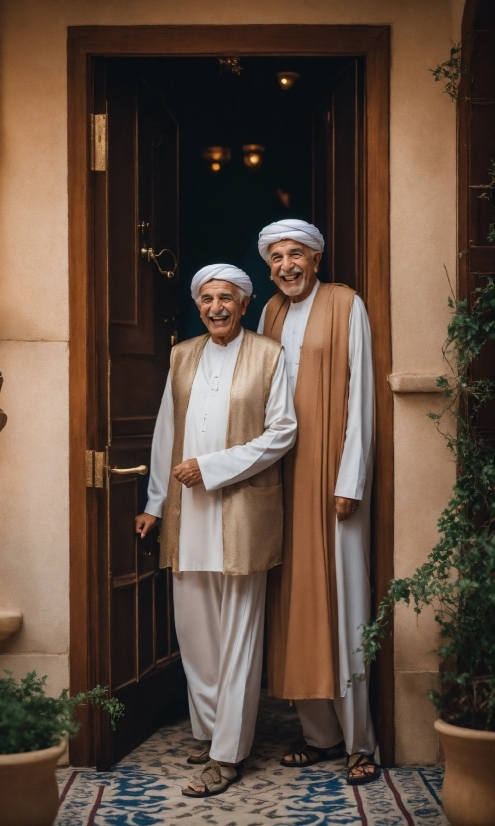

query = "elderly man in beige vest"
[
  {"left": 135, "top": 264, "right": 296, "bottom": 798},
  {"left": 257, "top": 219, "right": 380, "bottom": 786}
]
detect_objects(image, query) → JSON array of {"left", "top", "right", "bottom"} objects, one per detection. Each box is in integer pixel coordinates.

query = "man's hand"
[
  {"left": 335, "top": 497, "right": 359, "bottom": 522},
  {"left": 173, "top": 458, "right": 203, "bottom": 488},
  {"left": 135, "top": 512, "right": 158, "bottom": 538}
]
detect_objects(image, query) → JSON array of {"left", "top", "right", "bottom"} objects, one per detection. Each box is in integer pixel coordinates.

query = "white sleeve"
[
  {"left": 334, "top": 295, "right": 374, "bottom": 501},
  {"left": 145, "top": 374, "right": 174, "bottom": 517},
  {"left": 257, "top": 305, "right": 267, "bottom": 335},
  {"left": 198, "top": 351, "right": 297, "bottom": 492}
]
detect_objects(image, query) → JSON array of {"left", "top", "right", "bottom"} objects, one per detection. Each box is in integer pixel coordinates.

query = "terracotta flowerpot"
[
  {"left": 0, "top": 740, "right": 66, "bottom": 826},
  {"left": 434, "top": 718, "right": 495, "bottom": 826}
]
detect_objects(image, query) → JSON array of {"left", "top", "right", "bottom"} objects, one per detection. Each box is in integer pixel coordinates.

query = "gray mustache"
[
  {"left": 280, "top": 266, "right": 304, "bottom": 277},
  {"left": 207, "top": 312, "right": 230, "bottom": 320}
]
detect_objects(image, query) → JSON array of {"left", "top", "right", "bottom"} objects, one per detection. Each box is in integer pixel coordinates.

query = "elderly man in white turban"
[
  {"left": 257, "top": 219, "right": 380, "bottom": 785},
  {"left": 135, "top": 264, "right": 296, "bottom": 797}
]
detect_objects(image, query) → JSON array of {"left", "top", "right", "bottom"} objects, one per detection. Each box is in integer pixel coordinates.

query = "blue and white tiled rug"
[{"left": 56, "top": 692, "right": 448, "bottom": 825}]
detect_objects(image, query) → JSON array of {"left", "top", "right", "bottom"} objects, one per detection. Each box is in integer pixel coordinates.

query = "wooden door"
[
  {"left": 92, "top": 58, "right": 186, "bottom": 769},
  {"left": 459, "top": 0, "right": 495, "bottom": 449},
  {"left": 313, "top": 59, "right": 364, "bottom": 291}
]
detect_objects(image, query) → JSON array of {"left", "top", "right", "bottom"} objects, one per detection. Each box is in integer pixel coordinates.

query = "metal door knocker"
[{"left": 141, "top": 245, "right": 177, "bottom": 278}]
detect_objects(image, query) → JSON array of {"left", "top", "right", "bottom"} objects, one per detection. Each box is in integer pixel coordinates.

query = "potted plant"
[
  {"left": 0, "top": 670, "right": 124, "bottom": 826},
  {"left": 361, "top": 274, "right": 495, "bottom": 826}
]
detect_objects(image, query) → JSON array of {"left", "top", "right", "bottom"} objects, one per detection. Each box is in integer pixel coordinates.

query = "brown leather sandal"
[
  {"left": 187, "top": 742, "right": 211, "bottom": 765},
  {"left": 346, "top": 752, "right": 382, "bottom": 785},
  {"left": 182, "top": 760, "right": 240, "bottom": 798},
  {"left": 280, "top": 741, "right": 346, "bottom": 767}
]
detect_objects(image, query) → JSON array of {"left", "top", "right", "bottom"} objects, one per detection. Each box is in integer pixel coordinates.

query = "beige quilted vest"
[{"left": 159, "top": 329, "right": 284, "bottom": 575}]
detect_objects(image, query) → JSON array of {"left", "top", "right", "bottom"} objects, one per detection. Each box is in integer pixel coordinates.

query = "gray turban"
[
  {"left": 258, "top": 219, "right": 325, "bottom": 262},
  {"left": 190, "top": 264, "right": 253, "bottom": 302}
]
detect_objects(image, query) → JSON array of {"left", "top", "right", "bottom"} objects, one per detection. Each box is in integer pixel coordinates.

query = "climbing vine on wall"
[
  {"left": 430, "top": 43, "right": 462, "bottom": 100},
  {"left": 361, "top": 275, "right": 495, "bottom": 730},
  {"left": 361, "top": 48, "right": 495, "bottom": 731},
  {"left": 474, "top": 159, "right": 495, "bottom": 244}
]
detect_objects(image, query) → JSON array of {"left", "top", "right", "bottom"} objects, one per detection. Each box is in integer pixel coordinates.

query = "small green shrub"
[{"left": 0, "top": 670, "right": 124, "bottom": 754}]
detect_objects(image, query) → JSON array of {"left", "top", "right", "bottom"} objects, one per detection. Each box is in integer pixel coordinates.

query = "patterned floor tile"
[{"left": 56, "top": 693, "right": 448, "bottom": 826}]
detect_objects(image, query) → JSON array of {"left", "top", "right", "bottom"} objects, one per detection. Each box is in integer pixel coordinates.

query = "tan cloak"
[{"left": 264, "top": 282, "right": 355, "bottom": 700}]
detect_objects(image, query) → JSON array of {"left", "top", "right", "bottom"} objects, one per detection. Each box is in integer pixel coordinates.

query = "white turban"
[
  {"left": 190, "top": 264, "right": 253, "bottom": 302},
  {"left": 258, "top": 219, "right": 325, "bottom": 262}
]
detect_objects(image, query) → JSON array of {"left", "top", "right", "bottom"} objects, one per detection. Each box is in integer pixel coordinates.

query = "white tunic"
[
  {"left": 145, "top": 329, "right": 297, "bottom": 572},
  {"left": 258, "top": 286, "right": 374, "bottom": 696}
]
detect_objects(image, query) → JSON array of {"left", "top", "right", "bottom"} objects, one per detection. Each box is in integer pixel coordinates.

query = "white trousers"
[
  {"left": 173, "top": 570, "right": 267, "bottom": 764},
  {"left": 296, "top": 674, "right": 376, "bottom": 756}
]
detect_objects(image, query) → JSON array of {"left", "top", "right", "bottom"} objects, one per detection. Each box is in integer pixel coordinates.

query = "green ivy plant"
[
  {"left": 430, "top": 43, "right": 461, "bottom": 100},
  {"left": 361, "top": 273, "right": 495, "bottom": 730},
  {"left": 0, "top": 670, "right": 125, "bottom": 754},
  {"left": 474, "top": 159, "right": 495, "bottom": 244}
]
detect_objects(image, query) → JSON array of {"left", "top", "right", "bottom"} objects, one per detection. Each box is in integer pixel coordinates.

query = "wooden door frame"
[
  {"left": 68, "top": 24, "right": 393, "bottom": 766},
  {"left": 458, "top": 0, "right": 495, "bottom": 303}
]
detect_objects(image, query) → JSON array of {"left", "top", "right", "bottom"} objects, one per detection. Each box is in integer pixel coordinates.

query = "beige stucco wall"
[{"left": 0, "top": 0, "right": 462, "bottom": 762}]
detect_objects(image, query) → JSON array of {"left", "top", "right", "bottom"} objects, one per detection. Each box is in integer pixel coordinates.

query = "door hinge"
[
  {"left": 90, "top": 114, "right": 107, "bottom": 172},
  {"left": 85, "top": 450, "right": 106, "bottom": 488}
]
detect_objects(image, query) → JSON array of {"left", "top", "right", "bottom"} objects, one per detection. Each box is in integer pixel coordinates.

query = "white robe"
[
  {"left": 145, "top": 327, "right": 296, "bottom": 762},
  {"left": 258, "top": 284, "right": 376, "bottom": 754},
  {"left": 173, "top": 569, "right": 267, "bottom": 763},
  {"left": 145, "top": 328, "right": 297, "bottom": 570}
]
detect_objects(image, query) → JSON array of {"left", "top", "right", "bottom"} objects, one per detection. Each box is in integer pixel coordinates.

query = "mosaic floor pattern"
[{"left": 56, "top": 693, "right": 448, "bottom": 826}]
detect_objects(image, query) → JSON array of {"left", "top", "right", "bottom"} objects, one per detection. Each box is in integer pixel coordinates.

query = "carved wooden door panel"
[{"left": 92, "top": 58, "right": 186, "bottom": 769}]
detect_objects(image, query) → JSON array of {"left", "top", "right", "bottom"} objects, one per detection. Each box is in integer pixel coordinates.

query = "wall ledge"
[
  {"left": 388, "top": 373, "right": 449, "bottom": 394},
  {"left": 0, "top": 611, "right": 23, "bottom": 642}
]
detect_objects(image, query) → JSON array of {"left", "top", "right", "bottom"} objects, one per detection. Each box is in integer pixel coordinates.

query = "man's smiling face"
[
  {"left": 268, "top": 239, "right": 321, "bottom": 302},
  {"left": 197, "top": 279, "right": 249, "bottom": 345}
]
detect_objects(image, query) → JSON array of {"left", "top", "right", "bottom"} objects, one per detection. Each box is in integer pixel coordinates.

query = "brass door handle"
[{"left": 109, "top": 465, "right": 148, "bottom": 475}]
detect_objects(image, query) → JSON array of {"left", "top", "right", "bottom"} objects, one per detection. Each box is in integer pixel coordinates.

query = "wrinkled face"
[
  {"left": 268, "top": 239, "right": 321, "bottom": 301},
  {"left": 197, "top": 279, "right": 249, "bottom": 344}
]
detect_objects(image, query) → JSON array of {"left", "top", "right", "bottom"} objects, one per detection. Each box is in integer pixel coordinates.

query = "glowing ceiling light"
[
  {"left": 243, "top": 144, "right": 265, "bottom": 169},
  {"left": 201, "top": 146, "right": 231, "bottom": 173},
  {"left": 277, "top": 71, "right": 300, "bottom": 90}
]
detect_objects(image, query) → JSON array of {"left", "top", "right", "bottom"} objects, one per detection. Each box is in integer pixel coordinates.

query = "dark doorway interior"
[
  {"left": 90, "top": 53, "right": 367, "bottom": 767},
  {"left": 137, "top": 56, "right": 361, "bottom": 338}
]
